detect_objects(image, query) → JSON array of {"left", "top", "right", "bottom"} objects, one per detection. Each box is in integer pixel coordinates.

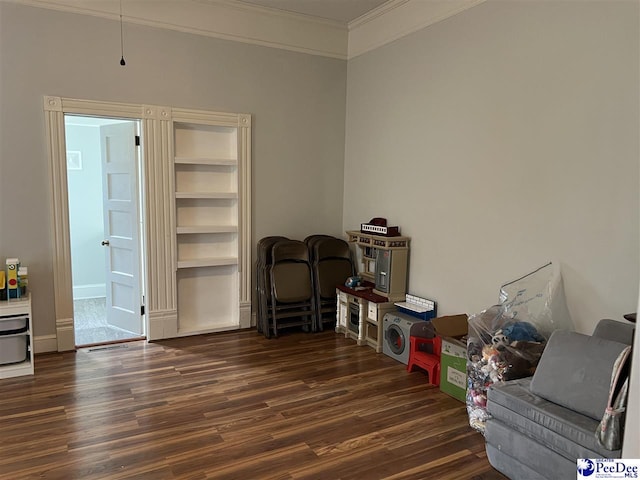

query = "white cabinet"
[
  {"left": 0, "top": 295, "right": 34, "bottom": 378},
  {"left": 172, "top": 112, "right": 251, "bottom": 335}
]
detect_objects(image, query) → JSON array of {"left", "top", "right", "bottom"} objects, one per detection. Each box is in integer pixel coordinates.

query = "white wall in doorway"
[{"left": 65, "top": 121, "right": 106, "bottom": 299}]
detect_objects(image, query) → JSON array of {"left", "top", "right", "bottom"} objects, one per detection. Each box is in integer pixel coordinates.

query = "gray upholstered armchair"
[{"left": 484, "top": 319, "right": 635, "bottom": 479}]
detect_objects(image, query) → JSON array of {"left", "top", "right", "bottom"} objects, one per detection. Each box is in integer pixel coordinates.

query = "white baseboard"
[
  {"left": 56, "top": 317, "right": 75, "bottom": 352},
  {"left": 34, "top": 334, "right": 58, "bottom": 353},
  {"left": 147, "top": 309, "right": 178, "bottom": 341},
  {"left": 240, "top": 302, "right": 252, "bottom": 329},
  {"left": 73, "top": 284, "right": 106, "bottom": 299}
]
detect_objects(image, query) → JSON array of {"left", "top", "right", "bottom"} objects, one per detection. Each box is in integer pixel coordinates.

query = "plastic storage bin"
[
  {"left": 0, "top": 333, "right": 28, "bottom": 365},
  {"left": 0, "top": 314, "right": 28, "bottom": 335}
]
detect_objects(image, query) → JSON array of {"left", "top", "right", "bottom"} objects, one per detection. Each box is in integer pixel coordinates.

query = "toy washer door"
[
  {"left": 386, "top": 323, "right": 407, "bottom": 358},
  {"left": 383, "top": 313, "right": 423, "bottom": 364}
]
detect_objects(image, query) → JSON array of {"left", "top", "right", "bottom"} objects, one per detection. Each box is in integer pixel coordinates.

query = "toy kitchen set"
[
  {"left": 0, "top": 258, "right": 33, "bottom": 378},
  {"left": 336, "top": 218, "right": 419, "bottom": 352}
]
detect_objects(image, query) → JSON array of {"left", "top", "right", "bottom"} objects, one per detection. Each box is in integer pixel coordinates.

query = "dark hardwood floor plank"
[
  {"left": 0, "top": 329, "right": 506, "bottom": 480},
  {"left": 202, "top": 442, "right": 315, "bottom": 480}
]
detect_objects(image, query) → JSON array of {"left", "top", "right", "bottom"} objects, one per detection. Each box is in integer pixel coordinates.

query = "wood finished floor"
[{"left": 0, "top": 329, "right": 508, "bottom": 480}]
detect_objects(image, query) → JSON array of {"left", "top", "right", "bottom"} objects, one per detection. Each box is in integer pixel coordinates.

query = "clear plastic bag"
[
  {"left": 499, "top": 262, "right": 573, "bottom": 337},
  {"left": 466, "top": 262, "right": 573, "bottom": 433}
]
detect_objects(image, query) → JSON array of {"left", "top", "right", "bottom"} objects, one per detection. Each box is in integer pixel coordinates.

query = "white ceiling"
[{"left": 237, "top": 0, "right": 390, "bottom": 24}]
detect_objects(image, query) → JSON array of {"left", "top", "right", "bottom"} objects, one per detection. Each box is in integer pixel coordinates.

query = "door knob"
[{"left": 101, "top": 240, "right": 110, "bottom": 246}]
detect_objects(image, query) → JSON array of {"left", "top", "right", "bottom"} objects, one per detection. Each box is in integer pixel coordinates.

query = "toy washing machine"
[{"left": 382, "top": 312, "right": 433, "bottom": 364}]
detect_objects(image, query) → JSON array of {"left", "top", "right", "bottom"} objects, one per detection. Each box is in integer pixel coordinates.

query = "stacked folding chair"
[
  {"left": 267, "top": 239, "right": 316, "bottom": 337},
  {"left": 310, "top": 237, "right": 354, "bottom": 331},
  {"left": 304, "top": 234, "right": 335, "bottom": 256},
  {"left": 256, "top": 236, "right": 288, "bottom": 338},
  {"left": 256, "top": 234, "right": 354, "bottom": 338}
]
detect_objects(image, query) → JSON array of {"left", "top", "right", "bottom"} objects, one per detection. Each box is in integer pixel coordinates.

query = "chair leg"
[
  {"left": 407, "top": 357, "right": 416, "bottom": 373},
  {"left": 256, "top": 268, "right": 262, "bottom": 334},
  {"left": 431, "top": 364, "right": 440, "bottom": 386},
  {"left": 272, "top": 311, "right": 279, "bottom": 338},
  {"left": 260, "top": 283, "right": 271, "bottom": 339},
  {"left": 310, "top": 298, "right": 317, "bottom": 333},
  {"left": 408, "top": 358, "right": 441, "bottom": 386},
  {"left": 315, "top": 292, "right": 323, "bottom": 332}
]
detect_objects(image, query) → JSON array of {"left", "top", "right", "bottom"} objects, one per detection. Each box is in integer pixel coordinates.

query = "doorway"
[{"left": 64, "top": 115, "right": 146, "bottom": 346}]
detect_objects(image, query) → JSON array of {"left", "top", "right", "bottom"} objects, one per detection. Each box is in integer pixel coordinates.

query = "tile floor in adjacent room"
[{"left": 73, "top": 297, "right": 141, "bottom": 346}]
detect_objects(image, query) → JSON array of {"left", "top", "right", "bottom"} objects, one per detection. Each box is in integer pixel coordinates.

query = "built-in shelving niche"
[{"left": 173, "top": 118, "right": 249, "bottom": 335}]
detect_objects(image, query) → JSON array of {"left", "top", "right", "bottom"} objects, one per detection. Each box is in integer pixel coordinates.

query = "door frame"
[
  {"left": 44, "top": 97, "right": 159, "bottom": 351},
  {"left": 44, "top": 96, "right": 252, "bottom": 351},
  {"left": 65, "top": 116, "right": 145, "bottom": 340}
]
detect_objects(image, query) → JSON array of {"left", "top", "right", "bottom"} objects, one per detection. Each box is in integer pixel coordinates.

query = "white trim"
[
  {"left": 212, "top": 0, "right": 344, "bottom": 28},
  {"left": 349, "top": 0, "right": 410, "bottom": 28},
  {"left": 9, "top": 0, "right": 348, "bottom": 59},
  {"left": 147, "top": 309, "right": 178, "bottom": 341},
  {"left": 44, "top": 96, "right": 76, "bottom": 352},
  {"left": 142, "top": 104, "right": 176, "bottom": 338},
  {"left": 56, "top": 317, "right": 75, "bottom": 352},
  {"left": 34, "top": 334, "right": 58, "bottom": 354},
  {"left": 72, "top": 284, "right": 106, "bottom": 300},
  {"left": 9, "top": 0, "right": 483, "bottom": 60},
  {"left": 44, "top": 96, "right": 150, "bottom": 351},
  {"left": 240, "top": 302, "right": 251, "bottom": 329},
  {"left": 45, "top": 97, "right": 251, "bottom": 346},
  {"left": 238, "top": 114, "right": 252, "bottom": 312},
  {"left": 347, "top": 0, "right": 486, "bottom": 59}
]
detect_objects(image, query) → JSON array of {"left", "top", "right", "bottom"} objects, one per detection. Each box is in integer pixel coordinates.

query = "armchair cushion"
[
  {"left": 529, "top": 330, "right": 629, "bottom": 421},
  {"left": 592, "top": 318, "right": 635, "bottom": 344},
  {"left": 487, "top": 378, "right": 619, "bottom": 459}
]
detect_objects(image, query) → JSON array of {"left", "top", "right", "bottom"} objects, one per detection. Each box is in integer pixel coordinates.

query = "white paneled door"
[{"left": 100, "top": 122, "right": 143, "bottom": 335}]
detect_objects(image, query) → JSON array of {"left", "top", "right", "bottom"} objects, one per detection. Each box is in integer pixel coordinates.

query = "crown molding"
[
  {"left": 347, "top": 0, "right": 486, "bottom": 59},
  {"left": 349, "top": 0, "right": 410, "bottom": 29},
  {"left": 208, "top": 0, "right": 345, "bottom": 29},
  {"left": 6, "top": 0, "right": 349, "bottom": 59},
  {"left": 6, "top": 0, "right": 483, "bottom": 60}
]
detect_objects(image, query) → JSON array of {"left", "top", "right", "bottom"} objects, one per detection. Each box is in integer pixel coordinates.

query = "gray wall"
[
  {"left": 0, "top": 3, "right": 347, "bottom": 337},
  {"left": 65, "top": 124, "right": 105, "bottom": 295},
  {"left": 1, "top": 1, "right": 637, "bottom": 339},
  {"left": 344, "top": 0, "right": 639, "bottom": 333}
]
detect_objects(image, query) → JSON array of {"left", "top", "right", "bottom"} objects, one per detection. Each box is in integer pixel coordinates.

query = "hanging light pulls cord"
[{"left": 119, "top": 0, "right": 126, "bottom": 66}]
